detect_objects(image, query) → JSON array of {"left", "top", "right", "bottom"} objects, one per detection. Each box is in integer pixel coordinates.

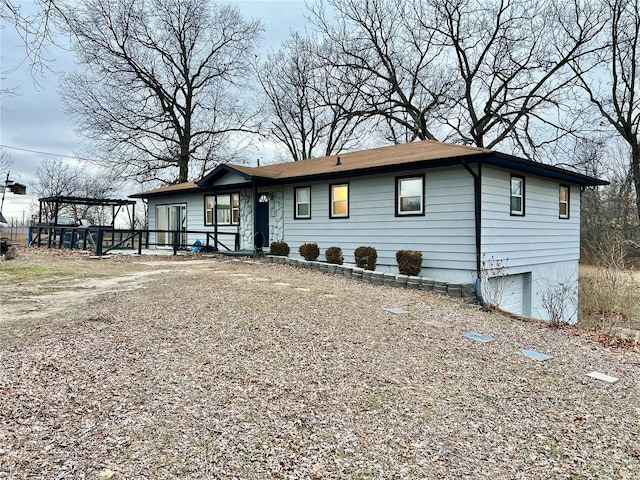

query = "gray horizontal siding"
[
  {"left": 481, "top": 166, "right": 581, "bottom": 269},
  {"left": 148, "top": 194, "right": 236, "bottom": 248},
  {"left": 281, "top": 167, "right": 477, "bottom": 272}
]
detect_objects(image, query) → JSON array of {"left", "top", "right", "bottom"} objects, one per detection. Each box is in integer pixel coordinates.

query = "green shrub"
[
  {"left": 299, "top": 242, "right": 320, "bottom": 261},
  {"left": 325, "top": 246, "right": 343, "bottom": 265},
  {"left": 396, "top": 250, "right": 422, "bottom": 276},
  {"left": 270, "top": 241, "right": 290, "bottom": 256},
  {"left": 354, "top": 246, "right": 377, "bottom": 271}
]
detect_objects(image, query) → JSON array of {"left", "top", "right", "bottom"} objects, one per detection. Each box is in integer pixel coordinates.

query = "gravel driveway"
[{"left": 1, "top": 251, "right": 639, "bottom": 479}]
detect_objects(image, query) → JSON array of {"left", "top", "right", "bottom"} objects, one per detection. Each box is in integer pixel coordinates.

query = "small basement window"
[{"left": 510, "top": 175, "right": 525, "bottom": 216}]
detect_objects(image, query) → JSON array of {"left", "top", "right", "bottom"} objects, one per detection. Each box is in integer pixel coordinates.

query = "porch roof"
[{"left": 129, "top": 181, "right": 203, "bottom": 199}]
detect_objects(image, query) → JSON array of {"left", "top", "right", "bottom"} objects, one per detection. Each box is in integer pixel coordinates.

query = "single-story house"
[{"left": 130, "top": 140, "right": 607, "bottom": 323}]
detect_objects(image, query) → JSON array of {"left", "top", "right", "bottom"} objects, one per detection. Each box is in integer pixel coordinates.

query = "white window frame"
[
  {"left": 330, "top": 183, "right": 349, "bottom": 218},
  {"left": 204, "top": 196, "right": 215, "bottom": 225},
  {"left": 156, "top": 203, "right": 187, "bottom": 248},
  {"left": 559, "top": 184, "right": 570, "bottom": 219},
  {"left": 205, "top": 193, "right": 239, "bottom": 226},
  {"left": 510, "top": 175, "right": 525, "bottom": 216},
  {"left": 396, "top": 175, "right": 425, "bottom": 216},
  {"left": 294, "top": 186, "right": 311, "bottom": 219}
]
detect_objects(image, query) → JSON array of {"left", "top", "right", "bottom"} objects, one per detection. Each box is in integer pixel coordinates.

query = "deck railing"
[{"left": 30, "top": 225, "right": 240, "bottom": 256}]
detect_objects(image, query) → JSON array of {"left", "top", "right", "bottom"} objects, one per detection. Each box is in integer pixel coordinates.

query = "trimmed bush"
[
  {"left": 325, "top": 246, "right": 344, "bottom": 265},
  {"left": 299, "top": 242, "right": 320, "bottom": 261},
  {"left": 270, "top": 241, "right": 290, "bottom": 256},
  {"left": 396, "top": 250, "right": 423, "bottom": 276},
  {"left": 354, "top": 246, "right": 377, "bottom": 271}
]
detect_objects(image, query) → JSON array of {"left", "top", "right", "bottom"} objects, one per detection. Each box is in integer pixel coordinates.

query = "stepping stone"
[
  {"left": 273, "top": 282, "right": 291, "bottom": 287},
  {"left": 521, "top": 349, "right": 551, "bottom": 361},
  {"left": 384, "top": 308, "right": 408, "bottom": 315},
  {"left": 425, "top": 320, "right": 455, "bottom": 328},
  {"left": 462, "top": 332, "right": 496, "bottom": 343},
  {"left": 323, "top": 294, "right": 338, "bottom": 298},
  {"left": 295, "top": 288, "right": 311, "bottom": 292},
  {"left": 586, "top": 371, "right": 619, "bottom": 384}
]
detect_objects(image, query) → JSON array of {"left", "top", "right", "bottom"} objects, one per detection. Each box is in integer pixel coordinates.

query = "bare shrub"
[
  {"left": 4, "top": 246, "right": 18, "bottom": 260},
  {"left": 538, "top": 279, "right": 577, "bottom": 327},
  {"left": 579, "top": 231, "right": 640, "bottom": 332},
  {"left": 479, "top": 255, "right": 507, "bottom": 311},
  {"left": 579, "top": 266, "right": 637, "bottom": 332}
]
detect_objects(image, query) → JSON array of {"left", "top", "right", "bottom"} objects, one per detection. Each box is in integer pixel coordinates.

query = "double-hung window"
[
  {"left": 294, "top": 186, "right": 311, "bottom": 219},
  {"left": 204, "top": 193, "right": 239, "bottom": 225},
  {"left": 330, "top": 183, "right": 349, "bottom": 218},
  {"left": 396, "top": 175, "right": 425, "bottom": 216},
  {"left": 559, "top": 185, "right": 569, "bottom": 219},
  {"left": 510, "top": 175, "right": 525, "bottom": 216}
]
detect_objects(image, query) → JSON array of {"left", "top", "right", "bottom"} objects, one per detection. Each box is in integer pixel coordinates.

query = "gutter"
[{"left": 462, "top": 161, "right": 486, "bottom": 307}]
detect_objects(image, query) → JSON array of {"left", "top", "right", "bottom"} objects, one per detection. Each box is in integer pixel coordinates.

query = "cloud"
[{"left": 0, "top": 1, "right": 310, "bottom": 223}]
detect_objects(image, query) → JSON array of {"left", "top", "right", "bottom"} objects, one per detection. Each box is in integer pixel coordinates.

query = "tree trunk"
[
  {"left": 632, "top": 143, "right": 640, "bottom": 227},
  {"left": 178, "top": 150, "right": 189, "bottom": 184}
]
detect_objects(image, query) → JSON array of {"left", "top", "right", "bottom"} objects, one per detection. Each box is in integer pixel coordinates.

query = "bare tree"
[
  {"left": 257, "top": 32, "right": 368, "bottom": 160},
  {"left": 60, "top": 0, "right": 262, "bottom": 185},
  {"left": 0, "top": 149, "right": 14, "bottom": 174},
  {"left": 1, "top": 0, "right": 69, "bottom": 92},
  {"left": 309, "top": 0, "right": 605, "bottom": 157},
  {"left": 310, "top": 0, "right": 455, "bottom": 143},
  {"left": 423, "top": 0, "right": 606, "bottom": 156},
  {"left": 570, "top": 0, "right": 640, "bottom": 223}
]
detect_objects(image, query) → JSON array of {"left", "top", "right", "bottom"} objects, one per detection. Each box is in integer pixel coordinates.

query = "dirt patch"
[
  {"left": 0, "top": 248, "right": 222, "bottom": 325},
  {"left": 1, "top": 250, "right": 639, "bottom": 479}
]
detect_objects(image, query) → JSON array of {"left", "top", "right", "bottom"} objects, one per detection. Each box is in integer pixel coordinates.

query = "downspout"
[{"left": 463, "top": 162, "right": 485, "bottom": 307}]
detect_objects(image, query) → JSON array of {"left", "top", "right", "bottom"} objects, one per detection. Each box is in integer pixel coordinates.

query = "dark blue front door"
[{"left": 255, "top": 193, "right": 269, "bottom": 247}]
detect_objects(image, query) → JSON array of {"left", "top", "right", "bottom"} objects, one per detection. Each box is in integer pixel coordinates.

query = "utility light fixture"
[{"left": 0, "top": 172, "right": 27, "bottom": 224}]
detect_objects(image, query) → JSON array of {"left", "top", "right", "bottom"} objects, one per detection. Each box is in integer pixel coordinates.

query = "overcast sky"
[{"left": 0, "top": 0, "right": 309, "bottom": 223}]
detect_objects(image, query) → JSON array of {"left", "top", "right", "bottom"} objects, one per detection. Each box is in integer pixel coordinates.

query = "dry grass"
[
  {"left": 579, "top": 264, "right": 640, "bottom": 333},
  {"left": 0, "top": 232, "right": 28, "bottom": 245},
  {"left": 1, "top": 249, "right": 639, "bottom": 479}
]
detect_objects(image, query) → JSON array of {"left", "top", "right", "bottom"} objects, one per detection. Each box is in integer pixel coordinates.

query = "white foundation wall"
[{"left": 484, "top": 260, "right": 578, "bottom": 323}]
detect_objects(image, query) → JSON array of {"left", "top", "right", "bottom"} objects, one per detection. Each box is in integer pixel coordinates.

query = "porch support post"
[{"left": 213, "top": 187, "right": 218, "bottom": 252}]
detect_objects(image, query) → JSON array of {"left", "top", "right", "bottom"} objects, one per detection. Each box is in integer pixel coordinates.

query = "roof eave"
[
  {"left": 265, "top": 154, "right": 486, "bottom": 184},
  {"left": 128, "top": 185, "right": 206, "bottom": 199},
  {"left": 488, "top": 153, "right": 609, "bottom": 187}
]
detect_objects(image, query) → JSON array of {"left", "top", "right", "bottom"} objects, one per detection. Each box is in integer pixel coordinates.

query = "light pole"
[{"left": 0, "top": 171, "right": 27, "bottom": 225}]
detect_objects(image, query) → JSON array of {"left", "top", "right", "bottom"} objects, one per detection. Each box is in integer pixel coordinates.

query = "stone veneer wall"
[
  {"left": 239, "top": 189, "right": 253, "bottom": 251},
  {"left": 268, "top": 186, "right": 285, "bottom": 243},
  {"left": 238, "top": 187, "right": 285, "bottom": 250}
]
